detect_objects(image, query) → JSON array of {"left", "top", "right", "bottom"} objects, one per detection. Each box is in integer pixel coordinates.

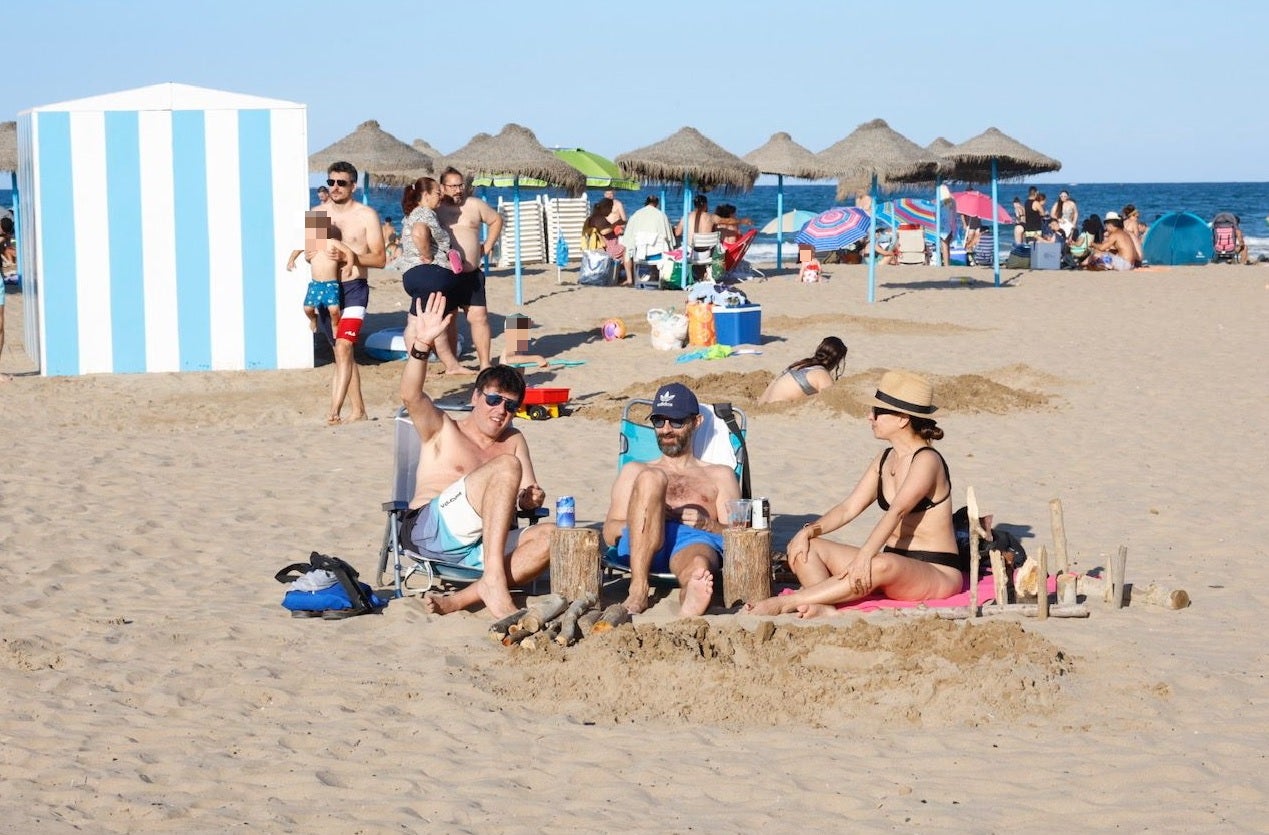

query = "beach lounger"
[
  {"left": 721, "top": 229, "right": 765, "bottom": 282},
  {"left": 896, "top": 225, "right": 928, "bottom": 265},
  {"left": 376, "top": 406, "right": 545, "bottom": 596},
  {"left": 602, "top": 399, "right": 749, "bottom": 586}
]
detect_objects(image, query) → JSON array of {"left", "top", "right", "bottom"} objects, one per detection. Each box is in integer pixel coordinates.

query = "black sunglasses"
[
  {"left": 483, "top": 392, "right": 521, "bottom": 412},
  {"left": 871, "top": 407, "right": 902, "bottom": 419},
  {"left": 650, "top": 415, "right": 688, "bottom": 429},
  {"left": 326, "top": 178, "right": 352, "bottom": 187}
]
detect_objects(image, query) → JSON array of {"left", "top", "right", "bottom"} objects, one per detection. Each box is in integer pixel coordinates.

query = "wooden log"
[
  {"left": 1110, "top": 546, "right": 1128, "bottom": 609},
  {"left": 967, "top": 486, "right": 982, "bottom": 616},
  {"left": 590, "top": 603, "right": 632, "bottom": 634},
  {"left": 1057, "top": 573, "right": 1078, "bottom": 606},
  {"left": 757, "top": 620, "right": 776, "bottom": 643},
  {"left": 722, "top": 528, "right": 772, "bottom": 607},
  {"left": 1078, "top": 573, "right": 1190, "bottom": 609},
  {"left": 550, "top": 528, "right": 601, "bottom": 601},
  {"left": 1049, "top": 498, "right": 1070, "bottom": 574},
  {"left": 1035, "top": 545, "right": 1049, "bottom": 620},
  {"left": 971, "top": 603, "right": 1089, "bottom": 618},
  {"left": 577, "top": 609, "right": 603, "bottom": 636},
  {"left": 989, "top": 549, "right": 1009, "bottom": 606},
  {"left": 517, "top": 594, "right": 569, "bottom": 634},
  {"left": 555, "top": 592, "right": 598, "bottom": 646},
  {"left": 487, "top": 607, "right": 529, "bottom": 642}
]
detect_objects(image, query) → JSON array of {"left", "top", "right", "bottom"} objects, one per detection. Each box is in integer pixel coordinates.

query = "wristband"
[{"left": 409, "top": 343, "right": 432, "bottom": 360}]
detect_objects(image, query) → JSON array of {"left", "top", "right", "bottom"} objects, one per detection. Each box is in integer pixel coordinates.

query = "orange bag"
[{"left": 686, "top": 302, "right": 716, "bottom": 347}]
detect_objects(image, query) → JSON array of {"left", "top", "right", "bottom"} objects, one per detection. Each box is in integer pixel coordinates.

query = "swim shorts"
[
  {"left": 448, "top": 268, "right": 487, "bottom": 309},
  {"left": 304, "top": 279, "right": 341, "bottom": 309},
  {"left": 336, "top": 278, "right": 369, "bottom": 342},
  {"left": 1098, "top": 254, "right": 1134, "bottom": 271},
  {"left": 400, "top": 476, "right": 522, "bottom": 570},
  {"left": 612, "top": 520, "right": 724, "bottom": 574}
]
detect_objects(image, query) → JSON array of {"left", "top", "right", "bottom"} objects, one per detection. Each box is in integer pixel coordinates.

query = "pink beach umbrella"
[{"left": 952, "top": 190, "right": 1013, "bottom": 224}]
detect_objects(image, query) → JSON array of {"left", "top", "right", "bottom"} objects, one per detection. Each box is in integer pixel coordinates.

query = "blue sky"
[{"left": 7, "top": 0, "right": 1267, "bottom": 183}]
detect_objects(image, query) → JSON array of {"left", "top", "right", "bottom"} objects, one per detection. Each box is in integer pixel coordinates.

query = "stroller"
[{"left": 1211, "top": 212, "right": 1242, "bottom": 263}]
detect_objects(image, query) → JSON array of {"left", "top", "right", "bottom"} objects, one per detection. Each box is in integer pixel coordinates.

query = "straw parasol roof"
[
  {"left": 616, "top": 127, "right": 758, "bottom": 192},
  {"left": 926, "top": 136, "right": 956, "bottom": 155},
  {"left": 412, "top": 138, "right": 445, "bottom": 161},
  {"left": 819, "top": 119, "right": 939, "bottom": 201},
  {"left": 939, "top": 126, "right": 1061, "bottom": 181},
  {"left": 742, "top": 131, "right": 830, "bottom": 180},
  {"left": 0, "top": 121, "right": 16, "bottom": 172},
  {"left": 441, "top": 123, "right": 585, "bottom": 194},
  {"left": 309, "top": 119, "right": 433, "bottom": 185}
]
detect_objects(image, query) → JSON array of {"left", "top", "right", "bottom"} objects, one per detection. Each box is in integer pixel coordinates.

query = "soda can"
[
  {"left": 555, "top": 496, "right": 576, "bottom": 528},
  {"left": 753, "top": 497, "right": 770, "bottom": 530}
]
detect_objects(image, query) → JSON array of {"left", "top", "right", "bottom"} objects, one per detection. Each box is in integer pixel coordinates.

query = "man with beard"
[
  {"left": 319, "top": 161, "right": 386, "bottom": 423},
  {"left": 603, "top": 383, "right": 741, "bottom": 616},
  {"left": 436, "top": 167, "right": 502, "bottom": 372}
]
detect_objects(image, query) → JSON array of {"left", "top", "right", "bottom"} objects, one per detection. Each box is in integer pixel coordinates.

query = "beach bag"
[
  {"left": 579, "top": 250, "right": 615, "bottom": 286},
  {"left": 647, "top": 308, "right": 688, "bottom": 350},
  {"left": 1004, "top": 245, "right": 1031, "bottom": 270},
  {"left": 686, "top": 301, "right": 716, "bottom": 347},
  {"left": 953, "top": 508, "right": 1028, "bottom": 576},
  {"left": 276, "top": 551, "right": 383, "bottom": 619}
]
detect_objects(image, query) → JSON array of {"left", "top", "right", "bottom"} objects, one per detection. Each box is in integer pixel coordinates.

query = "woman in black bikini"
[
  {"left": 746, "top": 370, "right": 963, "bottom": 617},
  {"left": 757, "top": 336, "right": 848, "bottom": 404}
]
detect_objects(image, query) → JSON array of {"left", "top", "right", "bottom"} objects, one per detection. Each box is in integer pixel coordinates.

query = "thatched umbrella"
[
  {"left": 441, "top": 123, "right": 584, "bottom": 304},
  {"left": 0, "top": 121, "right": 16, "bottom": 172},
  {"left": 743, "top": 131, "right": 831, "bottom": 269},
  {"left": 818, "top": 119, "right": 939, "bottom": 302},
  {"left": 617, "top": 127, "right": 758, "bottom": 283},
  {"left": 309, "top": 119, "right": 433, "bottom": 191},
  {"left": 940, "top": 127, "right": 1062, "bottom": 286},
  {"left": 412, "top": 138, "right": 445, "bottom": 162},
  {"left": 926, "top": 136, "right": 956, "bottom": 155}
]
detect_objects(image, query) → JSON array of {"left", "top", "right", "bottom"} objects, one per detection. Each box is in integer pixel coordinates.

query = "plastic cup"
[{"left": 725, "top": 499, "right": 752, "bottom": 529}]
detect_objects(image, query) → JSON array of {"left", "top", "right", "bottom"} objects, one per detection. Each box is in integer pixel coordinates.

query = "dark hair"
[
  {"left": 328, "top": 160, "right": 358, "bottom": 181},
  {"left": 401, "top": 176, "right": 439, "bottom": 215},
  {"left": 474, "top": 365, "right": 526, "bottom": 400},
  {"left": 440, "top": 166, "right": 465, "bottom": 186},
  {"left": 317, "top": 186, "right": 330, "bottom": 196},
  {"left": 789, "top": 336, "right": 848, "bottom": 379},
  {"left": 909, "top": 417, "right": 944, "bottom": 441},
  {"left": 715, "top": 203, "right": 736, "bottom": 219},
  {"left": 1122, "top": 204, "right": 1138, "bottom": 218},
  {"left": 645, "top": 195, "right": 660, "bottom": 207},
  {"left": 693, "top": 194, "right": 708, "bottom": 210},
  {"left": 584, "top": 198, "right": 614, "bottom": 233},
  {"left": 1086, "top": 214, "right": 1105, "bottom": 243}
]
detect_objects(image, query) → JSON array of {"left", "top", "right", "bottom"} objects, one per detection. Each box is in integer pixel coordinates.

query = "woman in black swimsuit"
[{"left": 746, "top": 370, "right": 963, "bottom": 617}]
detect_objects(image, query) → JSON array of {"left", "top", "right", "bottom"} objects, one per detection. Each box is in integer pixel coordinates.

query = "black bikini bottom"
[{"left": 883, "top": 546, "right": 966, "bottom": 572}]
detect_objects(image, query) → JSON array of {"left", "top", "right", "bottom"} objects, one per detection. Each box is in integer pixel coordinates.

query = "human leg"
[
  {"left": 327, "top": 304, "right": 341, "bottom": 330},
  {"left": 467, "top": 305, "right": 493, "bottom": 370},
  {"left": 621, "top": 469, "right": 669, "bottom": 614},
  {"left": 303, "top": 305, "right": 319, "bottom": 332},
  {"left": 667, "top": 543, "right": 720, "bottom": 617}
]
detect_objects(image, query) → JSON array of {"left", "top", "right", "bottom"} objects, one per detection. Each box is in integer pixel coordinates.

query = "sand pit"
[{"left": 485, "top": 618, "right": 1072, "bottom": 729}]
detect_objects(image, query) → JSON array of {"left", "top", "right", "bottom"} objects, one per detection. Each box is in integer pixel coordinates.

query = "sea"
[
  {"left": 355, "top": 181, "right": 1269, "bottom": 264},
  {"left": 5, "top": 181, "right": 1266, "bottom": 262}
]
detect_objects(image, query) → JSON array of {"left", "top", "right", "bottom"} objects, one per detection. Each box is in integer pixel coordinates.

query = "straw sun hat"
[{"left": 872, "top": 370, "right": 938, "bottom": 418}]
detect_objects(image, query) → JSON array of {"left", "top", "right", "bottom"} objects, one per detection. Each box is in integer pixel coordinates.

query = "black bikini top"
[{"left": 876, "top": 446, "right": 951, "bottom": 513}]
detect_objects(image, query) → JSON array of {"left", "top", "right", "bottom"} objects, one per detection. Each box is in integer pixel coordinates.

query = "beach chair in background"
[
  {"left": 689, "top": 231, "right": 721, "bottom": 281},
  {"left": 1211, "top": 212, "right": 1241, "bottom": 263},
  {"left": 377, "top": 407, "right": 546, "bottom": 596},
  {"left": 896, "top": 225, "right": 928, "bottom": 265},
  {"left": 721, "top": 229, "right": 765, "bottom": 282},
  {"left": 602, "top": 399, "right": 749, "bottom": 585},
  {"left": 973, "top": 226, "right": 997, "bottom": 268},
  {"left": 630, "top": 230, "right": 670, "bottom": 289}
]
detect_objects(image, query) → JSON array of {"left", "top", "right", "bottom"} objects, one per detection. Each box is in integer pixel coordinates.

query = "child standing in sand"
[{"left": 287, "top": 210, "right": 355, "bottom": 333}]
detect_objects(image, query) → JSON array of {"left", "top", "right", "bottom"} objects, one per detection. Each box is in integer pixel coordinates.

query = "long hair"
[
  {"left": 401, "top": 176, "right": 438, "bottom": 216},
  {"left": 583, "top": 198, "right": 614, "bottom": 234},
  {"left": 788, "top": 336, "right": 848, "bottom": 379}
]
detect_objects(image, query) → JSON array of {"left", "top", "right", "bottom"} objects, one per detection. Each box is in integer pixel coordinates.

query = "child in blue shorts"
[{"left": 287, "top": 210, "right": 355, "bottom": 333}]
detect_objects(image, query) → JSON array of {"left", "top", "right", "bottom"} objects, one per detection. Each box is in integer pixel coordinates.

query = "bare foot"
[
  {"left": 420, "top": 591, "right": 460, "bottom": 615},
  {"left": 345, "top": 412, "right": 368, "bottom": 423},
  {"left": 742, "top": 596, "right": 789, "bottom": 616},
  {"left": 795, "top": 603, "right": 841, "bottom": 620},
  {"left": 622, "top": 585, "right": 651, "bottom": 615},
  {"left": 473, "top": 579, "right": 519, "bottom": 620},
  {"left": 441, "top": 366, "right": 477, "bottom": 377},
  {"left": 325, "top": 414, "right": 342, "bottom": 426},
  {"left": 679, "top": 568, "right": 714, "bottom": 617}
]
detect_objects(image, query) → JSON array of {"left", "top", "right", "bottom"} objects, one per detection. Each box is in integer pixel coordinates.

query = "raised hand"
[{"left": 409, "top": 292, "right": 452, "bottom": 348}]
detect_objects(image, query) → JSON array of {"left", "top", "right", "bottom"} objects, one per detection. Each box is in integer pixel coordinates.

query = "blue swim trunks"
[
  {"left": 613, "top": 520, "right": 724, "bottom": 574},
  {"left": 304, "top": 279, "right": 341, "bottom": 309}
]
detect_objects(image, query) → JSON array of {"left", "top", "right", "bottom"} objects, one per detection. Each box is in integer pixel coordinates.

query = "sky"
[{"left": 7, "top": 0, "right": 1268, "bottom": 184}]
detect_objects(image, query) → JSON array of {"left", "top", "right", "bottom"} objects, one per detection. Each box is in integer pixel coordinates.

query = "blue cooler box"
[
  {"left": 1031, "top": 240, "right": 1061, "bottom": 270},
  {"left": 713, "top": 304, "right": 761, "bottom": 346}
]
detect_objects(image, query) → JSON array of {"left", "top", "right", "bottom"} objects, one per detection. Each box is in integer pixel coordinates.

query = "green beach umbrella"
[{"left": 552, "top": 148, "right": 639, "bottom": 191}]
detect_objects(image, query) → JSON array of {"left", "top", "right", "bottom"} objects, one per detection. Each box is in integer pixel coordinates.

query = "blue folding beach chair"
[{"left": 602, "top": 399, "right": 749, "bottom": 585}]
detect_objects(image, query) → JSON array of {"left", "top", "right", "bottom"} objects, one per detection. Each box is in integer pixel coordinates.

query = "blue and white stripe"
[{"left": 19, "top": 84, "right": 310, "bottom": 376}]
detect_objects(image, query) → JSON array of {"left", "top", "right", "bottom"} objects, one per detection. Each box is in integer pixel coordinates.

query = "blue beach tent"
[{"left": 1142, "top": 211, "right": 1212, "bottom": 266}]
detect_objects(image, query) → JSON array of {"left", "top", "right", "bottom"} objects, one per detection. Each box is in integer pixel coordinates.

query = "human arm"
[
  {"left": 411, "top": 218, "right": 435, "bottom": 264},
  {"left": 286, "top": 249, "right": 302, "bottom": 271},
  {"left": 510, "top": 432, "right": 546, "bottom": 512},
  {"left": 478, "top": 201, "right": 504, "bottom": 257},
  {"left": 399, "top": 293, "right": 452, "bottom": 442},
  {"left": 602, "top": 463, "right": 641, "bottom": 547}
]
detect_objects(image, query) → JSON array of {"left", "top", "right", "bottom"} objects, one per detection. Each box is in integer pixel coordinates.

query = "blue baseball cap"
[{"left": 650, "top": 382, "right": 699, "bottom": 420}]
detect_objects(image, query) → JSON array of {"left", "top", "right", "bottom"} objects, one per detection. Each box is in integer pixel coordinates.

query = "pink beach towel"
[{"left": 779, "top": 573, "right": 1058, "bottom": 612}]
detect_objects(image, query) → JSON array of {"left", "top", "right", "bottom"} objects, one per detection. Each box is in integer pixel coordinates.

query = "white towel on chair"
[{"left": 693, "top": 406, "right": 738, "bottom": 470}]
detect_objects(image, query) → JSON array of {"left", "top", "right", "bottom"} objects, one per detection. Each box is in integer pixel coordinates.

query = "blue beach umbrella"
[
  {"left": 795, "top": 207, "right": 872, "bottom": 251},
  {"left": 760, "top": 209, "right": 817, "bottom": 235},
  {"left": 743, "top": 132, "right": 831, "bottom": 270}
]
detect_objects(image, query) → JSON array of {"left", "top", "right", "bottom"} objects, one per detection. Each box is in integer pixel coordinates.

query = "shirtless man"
[
  {"left": 603, "top": 382, "right": 741, "bottom": 616},
  {"left": 673, "top": 194, "right": 716, "bottom": 238},
  {"left": 399, "top": 293, "right": 553, "bottom": 618},
  {"left": 1090, "top": 213, "right": 1137, "bottom": 271},
  {"left": 320, "top": 162, "right": 386, "bottom": 423},
  {"left": 436, "top": 167, "right": 502, "bottom": 371},
  {"left": 603, "top": 189, "right": 627, "bottom": 224}
]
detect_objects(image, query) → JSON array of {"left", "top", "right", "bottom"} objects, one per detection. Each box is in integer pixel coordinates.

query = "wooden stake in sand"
[
  {"left": 590, "top": 603, "right": 632, "bottom": 634},
  {"left": 967, "top": 487, "right": 983, "bottom": 616},
  {"left": 989, "top": 549, "right": 1009, "bottom": 606},
  {"left": 1077, "top": 573, "right": 1190, "bottom": 609},
  {"left": 722, "top": 528, "right": 772, "bottom": 607},
  {"left": 1036, "top": 545, "right": 1050, "bottom": 620},
  {"left": 1049, "top": 498, "right": 1070, "bottom": 574},
  {"left": 1110, "top": 545, "right": 1128, "bottom": 609},
  {"left": 1057, "top": 573, "right": 1078, "bottom": 606},
  {"left": 550, "top": 528, "right": 601, "bottom": 600}
]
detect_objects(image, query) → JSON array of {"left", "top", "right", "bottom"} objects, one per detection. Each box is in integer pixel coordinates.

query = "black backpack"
[{"left": 275, "top": 551, "right": 380, "bottom": 619}]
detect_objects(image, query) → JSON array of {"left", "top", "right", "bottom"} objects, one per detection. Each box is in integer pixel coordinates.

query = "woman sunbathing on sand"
[
  {"left": 746, "top": 370, "right": 964, "bottom": 618},
  {"left": 757, "top": 336, "right": 847, "bottom": 404}
]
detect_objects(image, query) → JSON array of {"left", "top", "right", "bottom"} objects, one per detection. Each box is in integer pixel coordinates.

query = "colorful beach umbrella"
[
  {"left": 952, "top": 190, "right": 1012, "bottom": 224},
  {"left": 552, "top": 148, "right": 639, "bottom": 190},
  {"left": 760, "top": 209, "right": 816, "bottom": 235},
  {"left": 794, "top": 207, "right": 871, "bottom": 251},
  {"left": 881, "top": 198, "right": 937, "bottom": 230}
]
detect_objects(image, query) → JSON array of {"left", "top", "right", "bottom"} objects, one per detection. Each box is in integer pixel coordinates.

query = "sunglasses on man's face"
[
  {"left": 650, "top": 415, "right": 688, "bottom": 429},
  {"left": 326, "top": 178, "right": 352, "bottom": 187},
  {"left": 483, "top": 392, "right": 521, "bottom": 412}
]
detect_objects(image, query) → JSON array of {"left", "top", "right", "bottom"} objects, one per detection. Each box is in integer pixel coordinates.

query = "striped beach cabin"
[{"left": 16, "top": 83, "right": 311, "bottom": 376}]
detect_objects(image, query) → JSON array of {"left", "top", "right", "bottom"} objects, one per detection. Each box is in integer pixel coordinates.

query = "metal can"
[
  {"left": 555, "top": 496, "right": 576, "bottom": 528},
  {"left": 753, "top": 497, "right": 770, "bottom": 530}
]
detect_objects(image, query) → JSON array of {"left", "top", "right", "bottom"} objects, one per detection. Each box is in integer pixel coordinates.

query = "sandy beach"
[{"left": 2, "top": 259, "right": 1267, "bottom": 830}]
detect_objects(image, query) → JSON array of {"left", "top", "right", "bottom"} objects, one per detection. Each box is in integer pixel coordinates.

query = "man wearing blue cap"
[{"left": 603, "top": 382, "right": 741, "bottom": 616}]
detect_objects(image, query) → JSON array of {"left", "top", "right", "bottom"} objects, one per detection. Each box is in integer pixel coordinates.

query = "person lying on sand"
[
  {"left": 603, "top": 382, "right": 740, "bottom": 616},
  {"left": 398, "top": 293, "right": 553, "bottom": 619},
  {"left": 746, "top": 370, "right": 966, "bottom": 618},
  {"left": 758, "top": 336, "right": 848, "bottom": 404}
]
